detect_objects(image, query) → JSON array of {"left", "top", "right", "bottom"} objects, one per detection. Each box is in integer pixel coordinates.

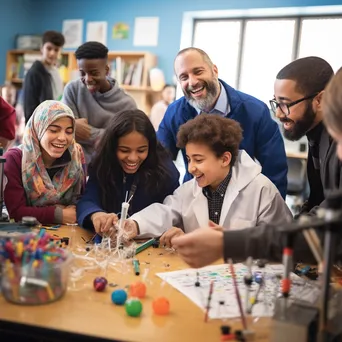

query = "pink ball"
[{"left": 93, "top": 277, "right": 108, "bottom": 292}]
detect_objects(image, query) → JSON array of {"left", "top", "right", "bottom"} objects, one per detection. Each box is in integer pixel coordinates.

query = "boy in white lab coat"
[{"left": 124, "top": 114, "right": 292, "bottom": 247}]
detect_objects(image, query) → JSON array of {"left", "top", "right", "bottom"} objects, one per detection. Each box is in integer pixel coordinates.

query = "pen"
[
  {"left": 133, "top": 259, "right": 140, "bottom": 276},
  {"left": 135, "top": 238, "right": 156, "bottom": 254}
]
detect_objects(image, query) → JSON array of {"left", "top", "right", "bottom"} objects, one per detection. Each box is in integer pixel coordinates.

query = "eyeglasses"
[{"left": 269, "top": 93, "right": 319, "bottom": 116}]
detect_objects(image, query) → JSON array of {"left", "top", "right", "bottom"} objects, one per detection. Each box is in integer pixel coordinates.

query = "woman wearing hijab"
[{"left": 3, "top": 100, "right": 86, "bottom": 224}]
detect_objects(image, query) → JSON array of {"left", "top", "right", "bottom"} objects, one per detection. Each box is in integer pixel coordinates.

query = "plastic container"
[{"left": 1, "top": 251, "right": 72, "bottom": 305}]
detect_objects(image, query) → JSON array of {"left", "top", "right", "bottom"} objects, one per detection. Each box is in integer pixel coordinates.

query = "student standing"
[
  {"left": 76, "top": 109, "right": 179, "bottom": 234},
  {"left": 4, "top": 100, "right": 86, "bottom": 224},
  {"left": 23, "top": 31, "right": 65, "bottom": 123},
  {"left": 62, "top": 42, "right": 137, "bottom": 164},
  {"left": 123, "top": 114, "right": 292, "bottom": 245}
]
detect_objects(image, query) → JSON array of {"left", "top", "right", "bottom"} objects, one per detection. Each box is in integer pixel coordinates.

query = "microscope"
[{"left": 270, "top": 190, "right": 342, "bottom": 342}]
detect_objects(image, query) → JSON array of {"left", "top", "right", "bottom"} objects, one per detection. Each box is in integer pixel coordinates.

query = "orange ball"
[
  {"left": 129, "top": 281, "right": 147, "bottom": 299},
  {"left": 152, "top": 297, "right": 170, "bottom": 315}
]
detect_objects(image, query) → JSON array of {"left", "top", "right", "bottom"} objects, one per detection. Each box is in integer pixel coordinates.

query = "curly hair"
[
  {"left": 90, "top": 109, "right": 174, "bottom": 213},
  {"left": 42, "top": 31, "right": 65, "bottom": 47},
  {"left": 276, "top": 56, "right": 333, "bottom": 96},
  {"left": 177, "top": 114, "right": 243, "bottom": 165},
  {"left": 75, "top": 41, "right": 108, "bottom": 60},
  {"left": 323, "top": 67, "right": 342, "bottom": 134}
]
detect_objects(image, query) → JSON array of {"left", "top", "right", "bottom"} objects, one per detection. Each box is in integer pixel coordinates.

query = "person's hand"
[
  {"left": 91, "top": 212, "right": 118, "bottom": 234},
  {"left": 119, "top": 219, "right": 139, "bottom": 241},
  {"left": 208, "top": 220, "right": 223, "bottom": 231},
  {"left": 159, "top": 227, "right": 184, "bottom": 248},
  {"left": 75, "top": 118, "right": 91, "bottom": 141},
  {"left": 172, "top": 227, "right": 224, "bottom": 268},
  {"left": 62, "top": 206, "right": 77, "bottom": 225}
]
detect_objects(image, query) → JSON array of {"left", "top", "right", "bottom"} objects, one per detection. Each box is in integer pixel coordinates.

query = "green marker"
[
  {"left": 135, "top": 238, "right": 156, "bottom": 255},
  {"left": 133, "top": 259, "right": 140, "bottom": 276}
]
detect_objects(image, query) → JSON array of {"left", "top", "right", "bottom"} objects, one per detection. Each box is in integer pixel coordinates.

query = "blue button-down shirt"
[{"left": 194, "top": 82, "right": 230, "bottom": 116}]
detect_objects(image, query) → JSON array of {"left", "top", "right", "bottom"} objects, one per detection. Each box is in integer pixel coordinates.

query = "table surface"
[
  {"left": 286, "top": 151, "right": 308, "bottom": 159},
  {"left": 0, "top": 226, "right": 271, "bottom": 342}
]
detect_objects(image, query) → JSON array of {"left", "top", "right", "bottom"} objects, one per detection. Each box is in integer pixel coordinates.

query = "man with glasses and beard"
[
  {"left": 270, "top": 56, "right": 341, "bottom": 216},
  {"left": 157, "top": 47, "right": 288, "bottom": 199}
]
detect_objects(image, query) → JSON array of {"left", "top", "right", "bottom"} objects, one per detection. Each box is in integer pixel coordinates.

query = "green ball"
[{"left": 125, "top": 299, "right": 143, "bottom": 317}]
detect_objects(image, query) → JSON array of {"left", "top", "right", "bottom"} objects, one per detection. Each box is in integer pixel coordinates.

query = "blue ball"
[{"left": 111, "top": 289, "right": 127, "bottom": 305}]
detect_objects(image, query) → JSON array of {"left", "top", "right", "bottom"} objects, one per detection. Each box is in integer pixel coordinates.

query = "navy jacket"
[
  {"left": 157, "top": 80, "right": 288, "bottom": 199},
  {"left": 77, "top": 160, "right": 180, "bottom": 230}
]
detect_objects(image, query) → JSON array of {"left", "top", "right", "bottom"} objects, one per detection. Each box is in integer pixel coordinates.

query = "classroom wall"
[
  {"left": 0, "top": 0, "right": 34, "bottom": 84},
  {"left": 1, "top": 0, "right": 341, "bottom": 84}
]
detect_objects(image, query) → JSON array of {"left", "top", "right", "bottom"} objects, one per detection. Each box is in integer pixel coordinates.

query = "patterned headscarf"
[{"left": 21, "top": 100, "right": 85, "bottom": 206}]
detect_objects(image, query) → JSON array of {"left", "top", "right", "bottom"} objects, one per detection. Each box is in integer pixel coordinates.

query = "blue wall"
[
  {"left": 1, "top": 0, "right": 342, "bottom": 84},
  {"left": 0, "top": 0, "right": 34, "bottom": 83}
]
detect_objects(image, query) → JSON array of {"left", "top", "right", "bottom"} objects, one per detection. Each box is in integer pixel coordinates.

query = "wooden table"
[
  {"left": 286, "top": 151, "right": 308, "bottom": 159},
  {"left": 0, "top": 226, "right": 271, "bottom": 342}
]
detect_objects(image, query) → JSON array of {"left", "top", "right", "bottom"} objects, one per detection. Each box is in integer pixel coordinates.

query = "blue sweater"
[
  {"left": 157, "top": 80, "right": 288, "bottom": 199},
  {"left": 77, "top": 160, "right": 180, "bottom": 231}
]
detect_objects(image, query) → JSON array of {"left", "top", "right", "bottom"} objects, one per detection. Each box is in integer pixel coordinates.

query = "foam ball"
[
  {"left": 125, "top": 299, "right": 143, "bottom": 317},
  {"left": 152, "top": 297, "right": 170, "bottom": 315},
  {"left": 93, "top": 277, "right": 107, "bottom": 292},
  {"left": 129, "top": 281, "right": 146, "bottom": 299},
  {"left": 111, "top": 289, "right": 127, "bottom": 305}
]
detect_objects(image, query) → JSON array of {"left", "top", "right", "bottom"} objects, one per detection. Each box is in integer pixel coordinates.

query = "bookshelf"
[
  {"left": 5, "top": 50, "right": 76, "bottom": 85},
  {"left": 5, "top": 50, "right": 161, "bottom": 114}
]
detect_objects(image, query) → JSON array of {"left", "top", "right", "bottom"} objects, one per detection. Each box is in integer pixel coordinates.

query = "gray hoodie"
[{"left": 62, "top": 77, "right": 137, "bottom": 163}]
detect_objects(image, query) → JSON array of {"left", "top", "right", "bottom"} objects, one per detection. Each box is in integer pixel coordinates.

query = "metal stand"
[{"left": 271, "top": 190, "right": 342, "bottom": 342}]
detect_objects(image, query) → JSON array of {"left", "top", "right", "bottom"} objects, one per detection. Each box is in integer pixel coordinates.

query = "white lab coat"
[{"left": 131, "top": 150, "right": 293, "bottom": 238}]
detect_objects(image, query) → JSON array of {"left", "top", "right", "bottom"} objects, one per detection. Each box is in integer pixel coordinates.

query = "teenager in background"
[
  {"left": 23, "top": 31, "right": 65, "bottom": 123},
  {"left": 150, "top": 84, "right": 175, "bottom": 131},
  {"left": 62, "top": 41, "right": 136, "bottom": 164}
]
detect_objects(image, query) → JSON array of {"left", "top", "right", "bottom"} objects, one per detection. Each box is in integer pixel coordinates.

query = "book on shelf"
[{"left": 109, "top": 57, "right": 144, "bottom": 87}]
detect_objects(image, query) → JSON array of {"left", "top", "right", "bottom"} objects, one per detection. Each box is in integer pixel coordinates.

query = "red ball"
[
  {"left": 152, "top": 297, "right": 170, "bottom": 315},
  {"left": 93, "top": 277, "right": 107, "bottom": 292}
]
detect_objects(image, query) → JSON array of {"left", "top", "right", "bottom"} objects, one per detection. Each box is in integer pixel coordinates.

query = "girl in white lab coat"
[{"left": 125, "top": 114, "right": 292, "bottom": 247}]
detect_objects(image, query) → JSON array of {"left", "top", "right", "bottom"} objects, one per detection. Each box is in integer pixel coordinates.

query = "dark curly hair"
[
  {"left": 90, "top": 109, "right": 174, "bottom": 213},
  {"left": 323, "top": 67, "right": 342, "bottom": 134},
  {"left": 42, "top": 31, "right": 65, "bottom": 47},
  {"left": 177, "top": 114, "right": 243, "bottom": 165},
  {"left": 75, "top": 41, "right": 108, "bottom": 60}
]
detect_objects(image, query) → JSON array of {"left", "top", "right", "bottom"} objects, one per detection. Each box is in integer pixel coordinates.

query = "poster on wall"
[
  {"left": 133, "top": 17, "right": 159, "bottom": 46},
  {"left": 62, "top": 19, "right": 83, "bottom": 48},
  {"left": 112, "top": 22, "right": 129, "bottom": 39},
  {"left": 86, "top": 21, "right": 108, "bottom": 45}
]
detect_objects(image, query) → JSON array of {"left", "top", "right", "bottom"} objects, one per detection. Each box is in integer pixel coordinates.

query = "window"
[
  {"left": 193, "top": 20, "right": 241, "bottom": 87},
  {"left": 192, "top": 13, "right": 342, "bottom": 104},
  {"left": 298, "top": 17, "right": 342, "bottom": 72},
  {"left": 239, "top": 19, "right": 295, "bottom": 103}
]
